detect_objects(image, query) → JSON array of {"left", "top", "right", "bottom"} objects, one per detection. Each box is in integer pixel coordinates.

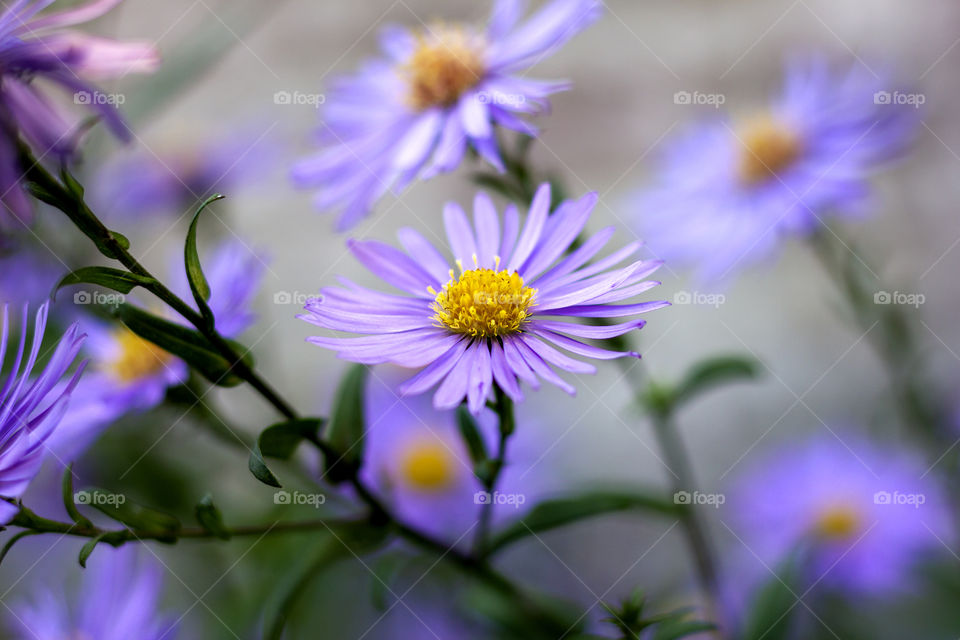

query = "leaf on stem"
[
  {"left": 184, "top": 194, "right": 226, "bottom": 331},
  {"left": 61, "top": 464, "right": 93, "bottom": 529},
  {"left": 673, "top": 355, "right": 760, "bottom": 407},
  {"left": 194, "top": 494, "right": 230, "bottom": 540},
  {"left": 248, "top": 418, "right": 324, "bottom": 487},
  {"left": 78, "top": 532, "right": 111, "bottom": 568},
  {"left": 79, "top": 488, "right": 180, "bottom": 543},
  {"left": 53, "top": 266, "right": 157, "bottom": 301},
  {"left": 325, "top": 365, "right": 368, "bottom": 482}
]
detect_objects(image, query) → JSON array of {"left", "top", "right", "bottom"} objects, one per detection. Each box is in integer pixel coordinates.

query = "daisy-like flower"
[
  {"left": 726, "top": 432, "right": 951, "bottom": 599},
  {"left": 291, "top": 0, "right": 601, "bottom": 230},
  {"left": 0, "top": 0, "right": 159, "bottom": 226},
  {"left": 7, "top": 546, "right": 176, "bottom": 639},
  {"left": 301, "top": 183, "right": 667, "bottom": 414},
  {"left": 0, "top": 302, "right": 86, "bottom": 523},
  {"left": 636, "top": 58, "right": 917, "bottom": 280}
]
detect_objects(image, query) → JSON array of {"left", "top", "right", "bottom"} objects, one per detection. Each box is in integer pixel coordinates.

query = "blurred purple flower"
[
  {"left": 0, "top": 302, "right": 85, "bottom": 523},
  {"left": 291, "top": 0, "right": 601, "bottom": 230},
  {"left": 8, "top": 546, "right": 176, "bottom": 639},
  {"left": 635, "top": 58, "right": 917, "bottom": 281},
  {"left": 0, "top": 244, "right": 62, "bottom": 305},
  {"left": 300, "top": 183, "right": 666, "bottom": 415},
  {"left": 48, "top": 238, "right": 266, "bottom": 458},
  {"left": 91, "top": 128, "right": 278, "bottom": 221},
  {"left": 726, "top": 432, "right": 951, "bottom": 599},
  {"left": 0, "top": 0, "right": 159, "bottom": 227}
]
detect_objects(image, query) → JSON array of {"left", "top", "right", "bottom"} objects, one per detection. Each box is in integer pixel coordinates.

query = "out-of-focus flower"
[
  {"left": 0, "top": 302, "right": 86, "bottom": 523},
  {"left": 91, "top": 128, "right": 278, "bottom": 221},
  {"left": 636, "top": 58, "right": 917, "bottom": 281},
  {"left": 0, "top": 244, "right": 62, "bottom": 305},
  {"left": 726, "top": 432, "right": 951, "bottom": 599},
  {"left": 291, "top": 0, "right": 601, "bottom": 230},
  {"left": 7, "top": 546, "right": 176, "bottom": 639},
  {"left": 0, "top": 0, "right": 159, "bottom": 227},
  {"left": 301, "top": 183, "right": 666, "bottom": 414},
  {"left": 48, "top": 238, "right": 267, "bottom": 457},
  {"left": 360, "top": 370, "right": 542, "bottom": 545}
]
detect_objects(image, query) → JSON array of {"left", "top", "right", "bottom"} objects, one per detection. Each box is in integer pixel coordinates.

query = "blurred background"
[{"left": 5, "top": 0, "right": 960, "bottom": 638}]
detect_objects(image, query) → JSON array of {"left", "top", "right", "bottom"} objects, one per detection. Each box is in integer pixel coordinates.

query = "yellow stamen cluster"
[
  {"left": 108, "top": 328, "right": 172, "bottom": 382},
  {"left": 400, "top": 439, "right": 456, "bottom": 491},
  {"left": 403, "top": 25, "right": 486, "bottom": 110},
  {"left": 736, "top": 116, "right": 802, "bottom": 184},
  {"left": 431, "top": 262, "right": 536, "bottom": 338},
  {"left": 814, "top": 504, "right": 862, "bottom": 541}
]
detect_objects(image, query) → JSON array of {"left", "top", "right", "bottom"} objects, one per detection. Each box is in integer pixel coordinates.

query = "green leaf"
[
  {"left": 79, "top": 489, "right": 181, "bottom": 542},
  {"left": 53, "top": 266, "right": 157, "bottom": 301},
  {"left": 78, "top": 533, "right": 110, "bottom": 568},
  {"left": 184, "top": 194, "right": 225, "bottom": 331},
  {"left": 110, "top": 230, "right": 131, "bottom": 251},
  {"left": 456, "top": 405, "right": 488, "bottom": 467},
  {"left": 61, "top": 464, "right": 93, "bottom": 529},
  {"left": 487, "top": 489, "right": 677, "bottom": 554},
  {"left": 248, "top": 418, "right": 324, "bottom": 488},
  {"left": 673, "top": 355, "right": 760, "bottom": 406},
  {"left": 194, "top": 494, "right": 230, "bottom": 540},
  {"left": 0, "top": 531, "right": 41, "bottom": 567},
  {"left": 325, "top": 365, "right": 368, "bottom": 482},
  {"left": 742, "top": 551, "right": 805, "bottom": 640},
  {"left": 113, "top": 303, "right": 244, "bottom": 387}
]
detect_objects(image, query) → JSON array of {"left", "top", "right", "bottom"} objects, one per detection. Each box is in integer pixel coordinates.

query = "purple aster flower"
[
  {"left": 291, "top": 0, "right": 601, "bottom": 230},
  {"left": 725, "top": 431, "right": 952, "bottom": 600},
  {"left": 0, "top": 0, "right": 159, "bottom": 227},
  {"left": 7, "top": 546, "right": 176, "bottom": 639},
  {"left": 635, "top": 58, "right": 917, "bottom": 281},
  {"left": 359, "top": 369, "right": 546, "bottom": 545},
  {"left": 90, "top": 127, "right": 278, "bottom": 221},
  {"left": 300, "top": 183, "right": 667, "bottom": 414},
  {"left": 0, "top": 301, "right": 86, "bottom": 523}
]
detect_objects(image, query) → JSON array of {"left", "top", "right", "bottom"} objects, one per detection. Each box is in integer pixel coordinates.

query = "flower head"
[
  {"left": 0, "top": 302, "right": 86, "bottom": 523},
  {"left": 635, "top": 58, "right": 917, "bottom": 281},
  {"left": 726, "top": 432, "right": 951, "bottom": 598},
  {"left": 291, "top": 0, "right": 601, "bottom": 230},
  {"left": 300, "top": 183, "right": 667, "bottom": 414},
  {"left": 0, "top": 0, "right": 159, "bottom": 226},
  {"left": 8, "top": 546, "right": 176, "bottom": 640}
]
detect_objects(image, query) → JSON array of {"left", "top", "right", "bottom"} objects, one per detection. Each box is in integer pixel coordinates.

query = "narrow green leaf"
[
  {"left": 78, "top": 533, "right": 109, "bottom": 568},
  {"left": 113, "top": 304, "right": 244, "bottom": 386},
  {"left": 673, "top": 355, "right": 760, "bottom": 406},
  {"left": 194, "top": 494, "right": 230, "bottom": 540},
  {"left": 61, "top": 464, "right": 93, "bottom": 529},
  {"left": 456, "top": 405, "right": 488, "bottom": 466},
  {"left": 742, "top": 551, "right": 805, "bottom": 640},
  {"left": 0, "top": 531, "right": 41, "bottom": 567},
  {"left": 110, "top": 230, "right": 131, "bottom": 250},
  {"left": 488, "top": 490, "right": 677, "bottom": 554},
  {"left": 248, "top": 418, "right": 324, "bottom": 488},
  {"left": 80, "top": 489, "right": 180, "bottom": 542},
  {"left": 53, "top": 267, "right": 157, "bottom": 301},
  {"left": 325, "top": 365, "right": 368, "bottom": 482},
  {"left": 184, "top": 194, "right": 225, "bottom": 331}
]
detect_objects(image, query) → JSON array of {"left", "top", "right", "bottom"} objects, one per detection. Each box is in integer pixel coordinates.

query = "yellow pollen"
[
  {"left": 814, "top": 504, "right": 862, "bottom": 541},
  {"left": 431, "top": 267, "right": 536, "bottom": 338},
  {"left": 402, "top": 25, "right": 486, "bottom": 110},
  {"left": 400, "top": 440, "right": 456, "bottom": 491},
  {"left": 736, "top": 115, "right": 802, "bottom": 184},
  {"left": 108, "top": 328, "right": 172, "bottom": 382}
]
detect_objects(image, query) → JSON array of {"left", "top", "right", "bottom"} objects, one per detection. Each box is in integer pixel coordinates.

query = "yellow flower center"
[
  {"left": 108, "top": 328, "right": 172, "bottom": 382},
  {"left": 430, "top": 263, "right": 536, "bottom": 338},
  {"left": 403, "top": 25, "right": 486, "bottom": 110},
  {"left": 400, "top": 439, "right": 457, "bottom": 491},
  {"left": 736, "top": 116, "right": 802, "bottom": 184},
  {"left": 814, "top": 504, "right": 862, "bottom": 541}
]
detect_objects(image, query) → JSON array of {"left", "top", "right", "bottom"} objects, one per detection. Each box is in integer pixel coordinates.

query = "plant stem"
[
  {"left": 474, "top": 387, "right": 515, "bottom": 556},
  {"left": 19, "top": 148, "right": 297, "bottom": 420}
]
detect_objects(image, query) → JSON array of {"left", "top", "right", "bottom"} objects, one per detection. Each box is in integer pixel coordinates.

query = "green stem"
[
  {"left": 474, "top": 387, "right": 515, "bottom": 556},
  {"left": 19, "top": 147, "right": 297, "bottom": 420}
]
